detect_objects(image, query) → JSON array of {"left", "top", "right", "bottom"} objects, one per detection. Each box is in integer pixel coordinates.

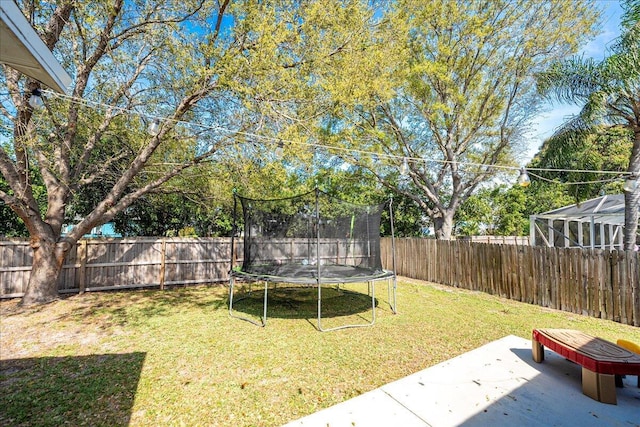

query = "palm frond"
[
  {"left": 535, "top": 57, "right": 603, "bottom": 104},
  {"left": 581, "top": 91, "right": 610, "bottom": 123},
  {"left": 550, "top": 114, "right": 594, "bottom": 142},
  {"left": 608, "top": 1, "right": 640, "bottom": 79},
  {"left": 620, "top": 0, "right": 640, "bottom": 29},
  {"left": 607, "top": 29, "right": 640, "bottom": 81}
]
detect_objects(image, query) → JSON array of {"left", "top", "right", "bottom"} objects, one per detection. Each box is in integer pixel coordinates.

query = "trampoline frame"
[
  {"left": 229, "top": 269, "right": 396, "bottom": 331},
  {"left": 227, "top": 189, "right": 398, "bottom": 332}
]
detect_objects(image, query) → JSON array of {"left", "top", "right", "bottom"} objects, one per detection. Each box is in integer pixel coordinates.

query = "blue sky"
[{"left": 523, "top": 0, "right": 624, "bottom": 163}]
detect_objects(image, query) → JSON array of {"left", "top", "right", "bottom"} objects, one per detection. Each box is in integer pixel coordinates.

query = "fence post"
[
  {"left": 78, "top": 240, "right": 87, "bottom": 294},
  {"left": 159, "top": 239, "right": 167, "bottom": 290}
]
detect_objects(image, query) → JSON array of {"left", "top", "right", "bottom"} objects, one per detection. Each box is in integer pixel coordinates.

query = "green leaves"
[
  {"left": 536, "top": 57, "right": 603, "bottom": 104},
  {"left": 529, "top": 126, "right": 632, "bottom": 202}
]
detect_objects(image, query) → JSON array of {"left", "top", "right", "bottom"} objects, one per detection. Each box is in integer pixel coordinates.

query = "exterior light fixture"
[
  {"left": 28, "top": 88, "right": 43, "bottom": 109},
  {"left": 517, "top": 168, "right": 531, "bottom": 187},
  {"left": 400, "top": 158, "right": 409, "bottom": 176},
  {"left": 623, "top": 175, "right": 638, "bottom": 192},
  {"left": 147, "top": 119, "right": 160, "bottom": 136}
]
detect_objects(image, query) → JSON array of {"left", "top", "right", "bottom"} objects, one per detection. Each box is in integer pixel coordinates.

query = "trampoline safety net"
[{"left": 232, "top": 189, "right": 390, "bottom": 284}]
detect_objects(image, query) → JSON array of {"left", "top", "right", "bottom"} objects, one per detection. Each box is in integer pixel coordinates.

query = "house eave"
[{"left": 0, "top": 1, "right": 71, "bottom": 94}]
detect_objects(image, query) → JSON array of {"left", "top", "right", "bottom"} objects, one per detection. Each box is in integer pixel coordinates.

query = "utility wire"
[{"left": 40, "top": 89, "right": 635, "bottom": 178}]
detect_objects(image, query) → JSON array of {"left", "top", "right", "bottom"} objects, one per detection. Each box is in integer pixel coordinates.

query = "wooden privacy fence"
[
  {"left": 1, "top": 237, "right": 638, "bottom": 326},
  {"left": 458, "top": 236, "right": 530, "bottom": 245},
  {"left": 0, "top": 238, "right": 233, "bottom": 298},
  {"left": 0, "top": 237, "right": 376, "bottom": 297},
  {"left": 380, "top": 238, "right": 639, "bottom": 327}
]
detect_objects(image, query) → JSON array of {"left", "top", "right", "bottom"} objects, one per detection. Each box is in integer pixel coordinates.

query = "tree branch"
[{"left": 71, "top": 49, "right": 155, "bottom": 184}]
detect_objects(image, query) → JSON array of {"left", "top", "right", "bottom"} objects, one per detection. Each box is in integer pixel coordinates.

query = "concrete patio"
[{"left": 283, "top": 335, "right": 640, "bottom": 427}]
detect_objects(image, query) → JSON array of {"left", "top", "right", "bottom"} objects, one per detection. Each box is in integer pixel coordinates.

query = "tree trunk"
[
  {"left": 433, "top": 211, "right": 455, "bottom": 240},
  {"left": 624, "top": 130, "right": 640, "bottom": 251},
  {"left": 20, "top": 237, "right": 70, "bottom": 306},
  {"left": 624, "top": 187, "right": 639, "bottom": 251}
]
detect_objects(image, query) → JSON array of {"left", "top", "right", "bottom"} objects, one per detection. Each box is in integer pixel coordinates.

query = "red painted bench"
[{"left": 532, "top": 329, "right": 640, "bottom": 404}]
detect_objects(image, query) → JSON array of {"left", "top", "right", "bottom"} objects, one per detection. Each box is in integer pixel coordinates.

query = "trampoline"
[{"left": 228, "top": 188, "right": 397, "bottom": 331}]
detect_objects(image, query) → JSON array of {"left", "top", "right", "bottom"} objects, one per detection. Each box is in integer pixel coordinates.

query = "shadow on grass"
[
  {"left": 230, "top": 285, "right": 378, "bottom": 320},
  {"left": 91, "top": 286, "right": 226, "bottom": 326},
  {"left": 0, "top": 352, "right": 145, "bottom": 427},
  {"left": 0, "top": 285, "right": 229, "bottom": 329}
]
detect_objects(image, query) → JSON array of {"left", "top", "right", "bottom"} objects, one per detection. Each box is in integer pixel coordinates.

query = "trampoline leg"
[
  {"left": 228, "top": 278, "right": 267, "bottom": 327},
  {"left": 371, "top": 280, "right": 376, "bottom": 324},
  {"left": 228, "top": 276, "right": 235, "bottom": 314},
  {"left": 388, "top": 276, "right": 397, "bottom": 314},
  {"left": 262, "top": 281, "right": 268, "bottom": 326},
  {"left": 317, "top": 282, "right": 322, "bottom": 331},
  {"left": 317, "top": 281, "right": 377, "bottom": 332}
]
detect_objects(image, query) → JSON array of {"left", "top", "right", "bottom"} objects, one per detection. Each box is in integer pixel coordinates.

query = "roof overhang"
[{"left": 0, "top": 1, "right": 71, "bottom": 94}]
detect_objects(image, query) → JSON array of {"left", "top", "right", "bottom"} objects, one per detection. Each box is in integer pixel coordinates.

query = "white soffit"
[{"left": 0, "top": 1, "right": 71, "bottom": 94}]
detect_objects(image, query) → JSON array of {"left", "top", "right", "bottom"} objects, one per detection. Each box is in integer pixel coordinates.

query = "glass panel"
[
  {"left": 534, "top": 221, "right": 547, "bottom": 246},
  {"left": 568, "top": 221, "right": 579, "bottom": 247},
  {"left": 582, "top": 222, "right": 591, "bottom": 247},
  {"left": 553, "top": 220, "right": 565, "bottom": 247}
]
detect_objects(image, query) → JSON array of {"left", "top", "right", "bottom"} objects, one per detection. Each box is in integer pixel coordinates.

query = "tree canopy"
[
  {"left": 0, "top": 0, "right": 382, "bottom": 304},
  {"left": 313, "top": 0, "right": 600, "bottom": 239}
]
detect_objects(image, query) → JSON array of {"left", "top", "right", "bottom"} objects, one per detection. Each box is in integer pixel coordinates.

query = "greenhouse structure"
[{"left": 529, "top": 194, "right": 636, "bottom": 250}]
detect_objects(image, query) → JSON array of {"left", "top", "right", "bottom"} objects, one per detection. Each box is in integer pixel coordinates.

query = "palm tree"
[{"left": 536, "top": 0, "right": 640, "bottom": 250}]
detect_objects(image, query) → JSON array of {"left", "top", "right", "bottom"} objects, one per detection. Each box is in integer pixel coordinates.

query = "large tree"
[
  {"left": 317, "top": 0, "right": 599, "bottom": 239},
  {"left": 536, "top": 0, "right": 640, "bottom": 250},
  {"left": 0, "top": 0, "right": 376, "bottom": 305}
]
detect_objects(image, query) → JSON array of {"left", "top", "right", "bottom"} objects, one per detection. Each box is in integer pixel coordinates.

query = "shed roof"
[{"left": 535, "top": 194, "right": 626, "bottom": 226}]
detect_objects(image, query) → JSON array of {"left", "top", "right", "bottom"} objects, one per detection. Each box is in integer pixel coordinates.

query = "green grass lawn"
[{"left": 2, "top": 278, "right": 639, "bottom": 427}]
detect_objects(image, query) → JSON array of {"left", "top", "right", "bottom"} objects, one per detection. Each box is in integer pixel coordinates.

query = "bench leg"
[
  {"left": 532, "top": 339, "right": 544, "bottom": 363},
  {"left": 582, "top": 367, "right": 617, "bottom": 405},
  {"left": 615, "top": 375, "right": 624, "bottom": 388}
]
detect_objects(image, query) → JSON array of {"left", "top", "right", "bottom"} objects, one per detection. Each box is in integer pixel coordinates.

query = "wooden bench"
[{"left": 532, "top": 329, "right": 640, "bottom": 404}]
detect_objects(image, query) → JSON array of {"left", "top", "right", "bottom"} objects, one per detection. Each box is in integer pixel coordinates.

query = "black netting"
[{"left": 232, "top": 189, "right": 390, "bottom": 283}]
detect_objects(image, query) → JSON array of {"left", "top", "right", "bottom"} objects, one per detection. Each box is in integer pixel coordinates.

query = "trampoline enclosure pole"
[
  {"left": 230, "top": 192, "right": 237, "bottom": 273},
  {"left": 228, "top": 192, "right": 237, "bottom": 312},
  {"left": 315, "top": 188, "right": 322, "bottom": 329},
  {"left": 389, "top": 197, "right": 398, "bottom": 314}
]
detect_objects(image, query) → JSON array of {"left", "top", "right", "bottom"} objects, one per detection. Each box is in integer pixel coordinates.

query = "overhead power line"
[{"left": 38, "top": 89, "right": 635, "bottom": 180}]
